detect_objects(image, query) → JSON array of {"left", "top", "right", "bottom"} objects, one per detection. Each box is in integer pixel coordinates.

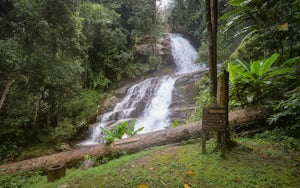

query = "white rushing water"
[
  {"left": 157, "top": 0, "right": 173, "bottom": 10},
  {"left": 135, "top": 34, "right": 203, "bottom": 133},
  {"left": 170, "top": 33, "right": 204, "bottom": 75},
  {"left": 78, "top": 34, "right": 203, "bottom": 146},
  {"left": 78, "top": 78, "right": 156, "bottom": 146},
  {"left": 135, "top": 76, "right": 175, "bottom": 133}
]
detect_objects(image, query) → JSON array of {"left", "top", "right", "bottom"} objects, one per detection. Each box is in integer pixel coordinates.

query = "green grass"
[{"left": 2, "top": 137, "right": 300, "bottom": 188}]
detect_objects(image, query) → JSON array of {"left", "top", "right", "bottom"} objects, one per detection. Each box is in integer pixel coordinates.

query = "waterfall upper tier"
[{"left": 170, "top": 33, "right": 205, "bottom": 75}]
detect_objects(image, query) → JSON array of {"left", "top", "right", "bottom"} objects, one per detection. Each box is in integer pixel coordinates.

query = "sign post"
[
  {"left": 201, "top": 107, "right": 228, "bottom": 156},
  {"left": 202, "top": 70, "right": 229, "bottom": 158}
]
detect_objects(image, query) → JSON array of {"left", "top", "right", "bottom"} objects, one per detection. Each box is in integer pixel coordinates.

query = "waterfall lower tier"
[{"left": 135, "top": 76, "right": 176, "bottom": 133}]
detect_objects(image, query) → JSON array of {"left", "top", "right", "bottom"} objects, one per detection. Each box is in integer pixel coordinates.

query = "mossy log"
[{"left": 0, "top": 107, "right": 269, "bottom": 174}]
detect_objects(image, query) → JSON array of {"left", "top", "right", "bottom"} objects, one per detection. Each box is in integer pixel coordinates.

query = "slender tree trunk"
[
  {"left": 151, "top": 0, "right": 157, "bottom": 54},
  {"left": 0, "top": 79, "right": 15, "bottom": 111},
  {"left": 32, "top": 94, "right": 41, "bottom": 126},
  {"left": 216, "top": 71, "right": 230, "bottom": 148},
  {"left": 211, "top": 0, "right": 218, "bottom": 72},
  {"left": 206, "top": 0, "right": 218, "bottom": 105}
]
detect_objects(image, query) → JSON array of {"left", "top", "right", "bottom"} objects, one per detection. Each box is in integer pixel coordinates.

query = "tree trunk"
[
  {"left": 32, "top": 94, "right": 42, "bottom": 126},
  {"left": 216, "top": 70, "right": 229, "bottom": 150},
  {"left": 211, "top": 0, "right": 218, "bottom": 70},
  {"left": 0, "top": 107, "right": 269, "bottom": 174},
  {"left": 217, "top": 70, "right": 229, "bottom": 108},
  {"left": 0, "top": 79, "right": 15, "bottom": 111},
  {"left": 206, "top": 0, "right": 218, "bottom": 105}
]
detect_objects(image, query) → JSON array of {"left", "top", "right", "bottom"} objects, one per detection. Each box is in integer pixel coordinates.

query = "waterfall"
[
  {"left": 135, "top": 76, "right": 175, "bottom": 133},
  {"left": 170, "top": 33, "right": 204, "bottom": 74},
  {"left": 78, "top": 78, "right": 157, "bottom": 146},
  {"left": 78, "top": 34, "right": 204, "bottom": 146},
  {"left": 135, "top": 34, "right": 204, "bottom": 133}
]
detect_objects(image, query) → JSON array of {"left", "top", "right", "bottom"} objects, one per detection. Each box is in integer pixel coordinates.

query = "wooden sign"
[
  {"left": 202, "top": 106, "right": 227, "bottom": 132},
  {"left": 202, "top": 71, "right": 229, "bottom": 158}
]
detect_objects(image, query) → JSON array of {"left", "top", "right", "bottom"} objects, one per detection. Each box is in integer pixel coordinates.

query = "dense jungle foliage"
[
  {"left": 0, "top": 0, "right": 162, "bottom": 161},
  {"left": 0, "top": 0, "right": 300, "bottom": 163}
]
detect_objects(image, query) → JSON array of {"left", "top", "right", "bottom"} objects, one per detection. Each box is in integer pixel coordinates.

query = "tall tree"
[{"left": 206, "top": 0, "right": 218, "bottom": 104}]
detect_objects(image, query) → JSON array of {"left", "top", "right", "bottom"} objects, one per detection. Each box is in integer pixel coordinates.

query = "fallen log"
[
  {"left": 0, "top": 121, "right": 201, "bottom": 174},
  {"left": 229, "top": 107, "right": 269, "bottom": 127},
  {"left": 0, "top": 107, "right": 269, "bottom": 174}
]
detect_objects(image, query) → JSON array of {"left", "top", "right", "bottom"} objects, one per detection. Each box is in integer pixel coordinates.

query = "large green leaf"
[
  {"left": 100, "top": 127, "right": 115, "bottom": 142},
  {"left": 236, "top": 59, "right": 250, "bottom": 71},
  {"left": 259, "top": 53, "right": 280, "bottom": 77},
  {"left": 113, "top": 122, "right": 127, "bottom": 139},
  {"left": 219, "top": 8, "right": 244, "bottom": 21},
  {"left": 265, "top": 68, "right": 294, "bottom": 79},
  {"left": 243, "top": 72, "right": 257, "bottom": 80},
  {"left": 228, "top": 0, "right": 244, "bottom": 6},
  {"left": 282, "top": 56, "right": 300, "bottom": 67},
  {"left": 241, "top": 0, "right": 263, "bottom": 7},
  {"left": 126, "top": 121, "right": 135, "bottom": 137},
  {"left": 228, "top": 63, "right": 240, "bottom": 82},
  {"left": 250, "top": 60, "right": 261, "bottom": 75},
  {"left": 100, "top": 127, "right": 113, "bottom": 137}
]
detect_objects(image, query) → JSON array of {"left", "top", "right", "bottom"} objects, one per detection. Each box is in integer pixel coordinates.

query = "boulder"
[
  {"left": 97, "top": 96, "right": 119, "bottom": 115},
  {"left": 82, "top": 159, "right": 95, "bottom": 170}
]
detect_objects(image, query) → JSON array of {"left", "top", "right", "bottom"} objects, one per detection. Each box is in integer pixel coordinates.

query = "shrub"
[
  {"left": 100, "top": 121, "right": 143, "bottom": 143},
  {"left": 51, "top": 118, "right": 77, "bottom": 142},
  {"left": 0, "top": 171, "right": 41, "bottom": 188},
  {"left": 255, "top": 129, "right": 300, "bottom": 151},
  {"left": 228, "top": 53, "right": 294, "bottom": 106},
  {"left": 63, "top": 89, "right": 100, "bottom": 124},
  {"left": 268, "top": 87, "right": 300, "bottom": 138},
  {"left": 186, "top": 72, "right": 210, "bottom": 122}
]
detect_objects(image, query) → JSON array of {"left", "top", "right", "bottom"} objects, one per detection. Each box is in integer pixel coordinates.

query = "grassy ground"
[{"left": 2, "top": 136, "right": 300, "bottom": 188}]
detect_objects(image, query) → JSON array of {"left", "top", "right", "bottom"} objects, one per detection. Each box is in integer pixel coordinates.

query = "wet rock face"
[
  {"left": 97, "top": 96, "right": 119, "bottom": 114},
  {"left": 94, "top": 69, "right": 205, "bottom": 128},
  {"left": 170, "top": 70, "right": 206, "bottom": 123}
]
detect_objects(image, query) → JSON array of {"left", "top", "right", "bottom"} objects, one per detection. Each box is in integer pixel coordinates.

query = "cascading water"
[
  {"left": 78, "top": 33, "right": 204, "bottom": 146},
  {"left": 135, "top": 76, "right": 175, "bottom": 133},
  {"left": 78, "top": 78, "right": 157, "bottom": 146},
  {"left": 134, "top": 34, "right": 204, "bottom": 133},
  {"left": 170, "top": 33, "right": 204, "bottom": 75}
]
